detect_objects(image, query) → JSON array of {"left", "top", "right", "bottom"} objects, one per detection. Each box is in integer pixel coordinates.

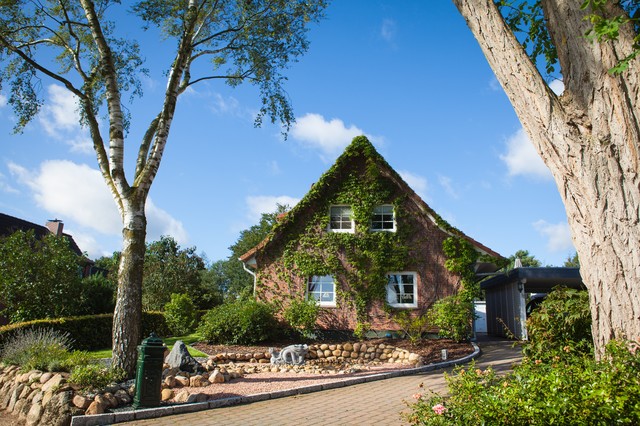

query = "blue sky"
[{"left": 0, "top": 1, "right": 574, "bottom": 266}]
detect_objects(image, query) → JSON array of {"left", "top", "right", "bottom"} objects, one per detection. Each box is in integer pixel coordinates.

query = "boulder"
[{"left": 165, "top": 341, "right": 205, "bottom": 374}]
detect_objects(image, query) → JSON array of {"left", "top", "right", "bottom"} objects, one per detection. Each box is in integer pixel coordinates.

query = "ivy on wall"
[{"left": 253, "top": 136, "right": 503, "bottom": 333}]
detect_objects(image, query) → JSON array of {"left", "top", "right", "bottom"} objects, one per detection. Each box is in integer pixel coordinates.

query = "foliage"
[
  {"left": 0, "top": 230, "right": 85, "bottom": 322},
  {"left": 283, "top": 298, "right": 320, "bottom": 339},
  {"left": 142, "top": 236, "right": 207, "bottom": 311},
  {"left": 69, "top": 364, "right": 126, "bottom": 390},
  {"left": 77, "top": 274, "right": 116, "bottom": 315},
  {"left": 405, "top": 340, "right": 640, "bottom": 425},
  {"left": 564, "top": 252, "right": 580, "bottom": 267},
  {"left": 393, "top": 310, "right": 430, "bottom": 344},
  {"left": 0, "top": 328, "right": 73, "bottom": 371},
  {"left": 428, "top": 295, "right": 475, "bottom": 342},
  {"left": 496, "top": 0, "right": 639, "bottom": 75},
  {"left": 209, "top": 205, "right": 290, "bottom": 300},
  {"left": 163, "top": 293, "right": 198, "bottom": 336},
  {"left": 507, "top": 249, "right": 541, "bottom": 268},
  {"left": 0, "top": 312, "right": 169, "bottom": 352},
  {"left": 524, "top": 286, "right": 593, "bottom": 360},
  {"left": 198, "top": 299, "right": 278, "bottom": 345}
]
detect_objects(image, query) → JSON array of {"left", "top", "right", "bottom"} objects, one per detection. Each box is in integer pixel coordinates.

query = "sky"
[{"left": 0, "top": 1, "right": 575, "bottom": 267}]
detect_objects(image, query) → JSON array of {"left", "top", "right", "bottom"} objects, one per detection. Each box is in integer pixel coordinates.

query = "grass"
[{"left": 87, "top": 333, "right": 207, "bottom": 359}]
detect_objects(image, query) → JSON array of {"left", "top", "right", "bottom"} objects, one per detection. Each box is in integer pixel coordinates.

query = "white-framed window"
[
  {"left": 307, "top": 275, "right": 336, "bottom": 307},
  {"left": 329, "top": 205, "right": 354, "bottom": 233},
  {"left": 371, "top": 205, "right": 395, "bottom": 231},
  {"left": 386, "top": 272, "right": 418, "bottom": 308}
]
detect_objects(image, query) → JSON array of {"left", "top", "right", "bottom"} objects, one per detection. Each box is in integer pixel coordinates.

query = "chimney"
[{"left": 46, "top": 219, "right": 64, "bottom": 236}]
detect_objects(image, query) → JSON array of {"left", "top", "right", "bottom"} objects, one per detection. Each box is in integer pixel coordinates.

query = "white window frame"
[
  {"left": 371, "top": 204, "right": 396, "bottom": 232},
  {"left": 328, "top": 205, "right": 355, "bottom": 233},
  {"left": 386, "top": 272, "right": 418, "bottom": 308},
  {"left": 307, "top": 275, "right": 336, "bottom": 307}
]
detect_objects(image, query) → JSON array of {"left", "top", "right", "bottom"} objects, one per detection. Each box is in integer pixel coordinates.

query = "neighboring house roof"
[
  {"left": 240, "top": 136, "right": 503, "bottom": 265},
  {"left": 481, "top": 267, "right": 584, "bottom": 293},
  {"left": 0, "top": 212, "right": 84, "bottom": 256}
]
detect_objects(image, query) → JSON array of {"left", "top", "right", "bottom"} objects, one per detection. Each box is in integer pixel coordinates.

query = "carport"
[{"left": 480, "top": 267, "right": 584, "bottom": 340}]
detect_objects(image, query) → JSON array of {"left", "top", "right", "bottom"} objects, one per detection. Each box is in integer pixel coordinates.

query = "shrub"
[
  {"left": 197, "top": 299, "right": 277, "bottom": 345},
  {"left": 0, "top": 327, "right": 73, "bottom": 371},
  {"left": 428, "top": 295, "right": 475, "bottom": 342},
  {"left": 77, "top": 274, "right": 116, "bottom": 315},
  {"left": 405, "top": 341, "right": 640, "bottom": 425},
  {"left": 0, "top": 312, "right": 169, "bottom": 351},
  {"left": 282, "top": 298, "right": 319, "bottom": 339},
  {"left": 163, "top": 293, "right": 198, "bottom": 336},
  {"left": 393, "top": 310, "right": 430, "bottom": 344},
  {"left": 524, "top": 286, "right": 592, "bottom": 360},
  {"left": 69, "top": 364, "right": 126, "bottom": 389}
]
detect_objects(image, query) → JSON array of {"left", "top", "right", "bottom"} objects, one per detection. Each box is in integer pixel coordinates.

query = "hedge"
[{"left": 0, "top": 312, "right": 170, "bottom": 351}]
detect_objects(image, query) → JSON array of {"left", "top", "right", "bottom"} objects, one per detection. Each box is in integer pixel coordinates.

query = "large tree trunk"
[
  {"left": 111, "top": 197, "right": 147, "bottom": 376},
  {"left": 453, "top": 0, "right": 640, "bottom": 357}
]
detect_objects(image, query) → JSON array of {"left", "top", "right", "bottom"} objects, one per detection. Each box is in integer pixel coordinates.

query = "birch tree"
[
  {"left": 0, "top": 0, "right": 327, "bottom": 376},
  {"left": 452, "top": 0, "right": 639, "bottom": 356}
]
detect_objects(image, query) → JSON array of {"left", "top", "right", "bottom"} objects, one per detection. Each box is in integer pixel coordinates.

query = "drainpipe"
[{"left": 240, "top": 259, "right": 257, "bottom": 297}]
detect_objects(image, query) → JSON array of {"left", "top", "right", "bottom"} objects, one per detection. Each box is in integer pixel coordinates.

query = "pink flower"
[
  {"left": 412, "top": 393, "right": 422, "bottom": 400},
  {"left": 432, "top": 403, "right": 447, "bottom": 415}
]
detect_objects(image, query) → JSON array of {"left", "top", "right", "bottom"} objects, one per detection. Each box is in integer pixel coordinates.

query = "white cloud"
[
  {"left": 8, "top": 159, "right": 188, "bottom": 246},
  {"left": 533, "top": 219, "right": 573, "bottom": 252},
  {"left": 269, "top": 160, "right": 282, "bottom": 175},
  {"left": 438, "top": 175, "right": 459, "bottom": 199},
  {"left": 381, "top": 19, "right": 397, "bottom": 43},
  {"left": 38, "top": 85, "right": 93, "bottom": 154},
  {"left": 0, "top": 172, "right": 19, "bottom": 194},
  {"left": 245, "top": 195, "right": 300, "bottom": 223},
  {"left": 210, "top": 93, "right": 242, "bottom": 116},
  {"left": 399, "top": 170, "right": 429, "bottom": 201},
  {"left": 499, "top": 128, "right": 552, "bottom": 180},
  {"left": 0, "top": 93, "right": 7, "bottom": 107},
  {"left": 549, "top": 79, "right": 565, "bottom": 95},
  {"left": 291, "top": 113, "right": 370, "bottom": 157}
]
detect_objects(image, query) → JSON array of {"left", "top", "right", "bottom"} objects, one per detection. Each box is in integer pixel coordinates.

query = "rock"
[
  {"left": 164, "top": 375, "right": 176, "bottom": 387},
  {"left": 115, "top": 389, "right": 132, "bottom": 405},
  {"left": 72, "top": 394, "right": 92, "bottom": 409},
  {"left": 175, "top": 375, "right": 190, "bottom": 387},
  {"left": 165, "top": 341, "right": 205, "bottom": 374},
  {"left": 208, "top": 371, "right": 225, "bottom": 384},
  {"left": 102, "top": 392, "right": 119, "bottom": 408},
  {"left": 85, "top": 400, "right": 107, "bottom": 415},
  {"left": 40, "top": 391, "right": 83, "bottom": 426},
  {"left": 343, "top": 343, "right": 353, "bottom": 351},
  {"left": 174, "top": 390, "right": 190, "bottom": 403},
  {"left": 39, "top": 373, "right": 53, "bottom": 384},
  {"left": 189, "top": 375, "right": 208, "bottom": 387},
  {"left": 25, "top": 403, "right": 43, "bottom": 426},
  {"left": 41, "top": 374, "right": 65, "bottom": 394},
  {"left": 161, "top": 389, "right": 174, "bottom": 401},
  {"left": 186, "top": 393, "right": 207, "bottom": 403}
]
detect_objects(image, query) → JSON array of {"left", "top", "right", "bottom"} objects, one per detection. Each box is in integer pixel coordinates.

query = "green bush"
[
  {"left": 282, "top": 298, "right": 319, "bottom": 339},
  {"left": 77, "top": 274, "right": 116, "bottom": 315},
  {"left": 69, "top": 364, "right": 126, "bottom": 390},
  {"left": 197, "top": 299, "right": 277, "bottom": 345},
  {"left": 164, "top": 293, "right": 198, "bottom": 336},
  {"left": 0, "top": 327, "right": 73, "bottom": 371},
  {"left": 405, "top": 341, "right": 640, "bottom": 425},
  {"left": 525, "top": 286, "right": 592, "bottom": 360},
  {"left": 428, "top": 295, "right": 475, "bottom": 342},
  {"left": 393, "top": 310, "right": 430, "bottom": 344},
  {"left": 0, "top": 312, "right": 169, "bottom": 351}
]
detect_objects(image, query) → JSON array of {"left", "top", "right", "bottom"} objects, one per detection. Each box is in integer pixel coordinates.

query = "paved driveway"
[{"left": 124, "top": 338, "right": 521, "bottom": 426}]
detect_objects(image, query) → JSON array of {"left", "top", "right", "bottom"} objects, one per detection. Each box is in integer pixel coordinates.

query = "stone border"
[{"left": 70, "top": 342, "right": 480, "bottom": 426}]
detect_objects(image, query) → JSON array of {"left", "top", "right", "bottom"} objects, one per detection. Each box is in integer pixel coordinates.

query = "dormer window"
[
  {"left": 371, "top": 205, "right": 395, "bottom": 231},
  {"left": 329, "top": 205, "right": 354, "bottom": 233}
]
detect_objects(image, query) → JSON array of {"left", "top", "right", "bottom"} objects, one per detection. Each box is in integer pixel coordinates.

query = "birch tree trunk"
[{"left": 453, "top": 0, "right": 640, "bottom": 357}]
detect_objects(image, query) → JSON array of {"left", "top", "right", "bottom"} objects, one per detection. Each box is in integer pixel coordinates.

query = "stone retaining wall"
[{"left": 208, "top": 342, "right": 423, "bottom": 366}]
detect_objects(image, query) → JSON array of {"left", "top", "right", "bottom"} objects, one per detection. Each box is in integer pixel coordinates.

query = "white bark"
[{"left": 453, "top": 0, "right": 640, "bottom": 357}]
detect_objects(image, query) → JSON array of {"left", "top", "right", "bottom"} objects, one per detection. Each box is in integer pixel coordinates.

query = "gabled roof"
[
  {"left": 0, "top": 212, "right": 84, "bottom": 256},
  {"left": 240, "top": 136, "right": 503, "bottom": 264}
]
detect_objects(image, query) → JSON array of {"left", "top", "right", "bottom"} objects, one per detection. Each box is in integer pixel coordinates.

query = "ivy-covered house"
[{"left": 240, "top": 136, "right": 503, "bottom": 334}]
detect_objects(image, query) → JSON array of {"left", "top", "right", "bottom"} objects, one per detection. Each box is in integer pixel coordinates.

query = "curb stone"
[{"left": 70, "top": 343, "right": 480, "bottom": 426}]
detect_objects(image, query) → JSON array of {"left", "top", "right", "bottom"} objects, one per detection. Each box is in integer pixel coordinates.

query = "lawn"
[{"left": 88, "top": 333, "right": 207, "bottom": 359}]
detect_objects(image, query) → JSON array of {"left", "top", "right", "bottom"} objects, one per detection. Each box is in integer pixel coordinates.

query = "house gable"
[
  {"left": 0, "top": 213, "right": 84, "bottom": 256},
  {"left": 240, "top": 136, "right": 502, "bottom": 331}
]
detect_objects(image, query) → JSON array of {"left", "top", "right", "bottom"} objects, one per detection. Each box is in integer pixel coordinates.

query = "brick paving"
[{"left": 122, "top": 338, "right": 521, "bottom": 426}]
